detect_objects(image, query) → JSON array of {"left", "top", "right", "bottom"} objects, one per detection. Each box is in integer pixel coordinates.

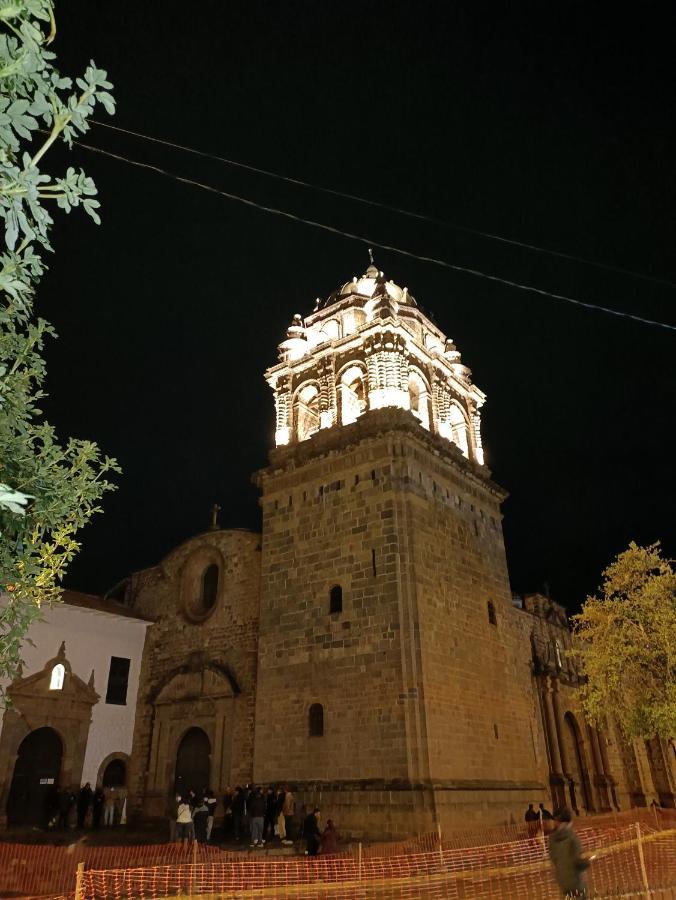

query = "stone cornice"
[
  {"left": 282, "top": 778, "right": 546, "bottom": 793},
  {"left": 254, "top": 407, "right": 507, "bottom": 503}
]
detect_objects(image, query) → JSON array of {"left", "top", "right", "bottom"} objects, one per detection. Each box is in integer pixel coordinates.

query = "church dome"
[{"left": 316, "top": 253, "right": 417, "bottom": 311}]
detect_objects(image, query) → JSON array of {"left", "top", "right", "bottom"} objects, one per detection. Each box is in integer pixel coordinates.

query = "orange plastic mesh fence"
[
  {"left": 1, "top": 810, "right": 675, "bottom": 900},
  {"left": 80, "top": 822, "right": 676, "bottom": 899},
  {"left": 0, "top": 841, "right": 232, "bottom": 898}
]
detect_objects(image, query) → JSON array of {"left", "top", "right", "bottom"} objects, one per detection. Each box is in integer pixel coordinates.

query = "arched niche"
[
  {"left": 408, "top": 369, "right": 431, "bottom": 431},
  {"left": 448, "top": 403, "right": 470, "bottom": 458},
  {"left": 338, "top": 364, "right": 367, "bottom": 426},
  {"left": 97, "top": 751, "right": 130, "bottom": 788},
  {"left": 294, "top": 382, "right": 321, "bottom": 442}
]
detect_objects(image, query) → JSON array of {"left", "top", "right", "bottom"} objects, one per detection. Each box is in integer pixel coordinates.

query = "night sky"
[{"left": 41, "top": 2, "right": 675, "bottom": 611}]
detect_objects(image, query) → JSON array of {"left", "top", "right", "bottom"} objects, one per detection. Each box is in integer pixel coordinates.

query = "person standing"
[
  {"left": 282, "top": 786, "right": 295, "bottom": 845},
  {"left": 321, "top": 818, "right": 338, "bottom": 854},
  {"left": 264, "top": 787, "right": 276, "bottom": 842},
  {"left": 222, "top": 787, "right": 233, "bottom": 840},
  {"left": 167, "top": 792, "right": 180, "bottom": 842},
  {"left": 175, "top": 795, "right": 193, "bottom": 847},
  {"left": 548, "top": 807, "right": 591, "bottom": 898},
  {"left": 76, "top": 783, "right": 92, "bottom": 829},
  {"left": 231, "top": 786, "right": 246, "bottom": 842},
  {"left": 249, "top": 787, "right": 266, "bottom": 847},
  {"left": 539, "top": 802, "right": 554, "bottom": 833},
  {"left": 303, "top": 807, "right": 321, "bottom": 857},
  {"left": 92, "top": 785, "right": 105, "bottom": 829},
  {"left": 524, "top": 803, "right": 539, "bottom": 839},
  {"left": 193, "top": 796, "right": 209, "bottom": 844},
  {"left": 205, "top": 789, "right": 218, "bottom": 842},
  {"left": 275, "top": 787, "right": 286, "bottom": 843},
  {"left": 103, "top": 786, "right": 116, "bottom": 827}
]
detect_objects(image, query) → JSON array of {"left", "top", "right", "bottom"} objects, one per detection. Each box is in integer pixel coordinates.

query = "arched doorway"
[
  {"left": 174, "top": 727, "right": 211, "bottom": 796},
  {"left": 102, "top": 758, "right": 126, "bottom": 788},
  {"left": 7, "top": 727, "right": 63, "bottom": 827},
  {"left": 565, "top": 713, "right": 592, "bottom": 812}
]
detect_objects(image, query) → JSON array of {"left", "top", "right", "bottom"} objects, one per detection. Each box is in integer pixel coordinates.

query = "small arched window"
[
  {"left": 487, "top": 600, "right": 497, "bottom": 626},
  {"left": 329, "top": 585, "right": 343, "bottom": 614},
  {"left": 554, "top": 639, "right": 563, "bottom": 669},
  {"left": 201, "top": 564, "right": 219, "bottom": 611},
  {"left": 309, "top": 703, "right": 324, "bottom": 737},
  {"left": 49, "top": 663, "right": 65, "bottom": 691}
]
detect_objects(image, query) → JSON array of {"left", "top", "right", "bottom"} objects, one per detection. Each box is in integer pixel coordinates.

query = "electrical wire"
[
  {"left": 73, "top": 137, "right": 676, "bottom": 333},
  {"left": 90, "top": 117, "right": 676, "bottom": 291}
]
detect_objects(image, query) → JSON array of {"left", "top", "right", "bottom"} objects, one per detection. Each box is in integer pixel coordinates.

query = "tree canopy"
[
  {"left": 0, "top": 0, "right": 119, "bottom": 698},
  {"left": 573, "top": 542, "right": 676, "bottom": 740}
]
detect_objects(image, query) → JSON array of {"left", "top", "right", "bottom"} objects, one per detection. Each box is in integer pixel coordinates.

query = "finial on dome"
[{"left": 368, "top": 247, "right": 375, "bottom": 265}]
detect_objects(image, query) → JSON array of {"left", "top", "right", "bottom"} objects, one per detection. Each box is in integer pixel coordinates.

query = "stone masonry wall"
[
  {"left": 389, "top": 431, "right": 549, "bottom": 828},
  {"left": 127, "top": 529, "right": 260, "bottom": 820},
  {"left": 253, "top": 410, "right": 547, "bottom": 836}
]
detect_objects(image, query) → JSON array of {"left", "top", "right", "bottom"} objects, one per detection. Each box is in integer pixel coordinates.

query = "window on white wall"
[
  {"left": 49, "top": 663, "right": 65, "bottom": 690},
  {"left": 105, "top": 656, "right": 131, "bottom": 705}
]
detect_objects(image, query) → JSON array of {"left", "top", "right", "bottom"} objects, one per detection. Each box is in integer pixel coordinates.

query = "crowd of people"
[
  {"left": 170, "top": 785, "right": 338, "bottom": 855},
  {"left": 44, "top": 783, "right": 125, "bottom": 829}
]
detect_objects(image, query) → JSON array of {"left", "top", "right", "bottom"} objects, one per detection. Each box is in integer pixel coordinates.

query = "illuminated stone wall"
[
  {"left": 126, "top": 529, "right": 260, "bottom": 821},
  {"left": 252, "top": 409, "right": 540, "bottom": 837}
]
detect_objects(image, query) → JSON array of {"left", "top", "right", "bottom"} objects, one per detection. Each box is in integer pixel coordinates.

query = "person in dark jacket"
[
  {"left": 249, "top": 787, "right": 266, "bottom": 846},
  {"left": 76, "top": 783, "right": 92, "bottom": 829},
  {"left": 92, "top": 785, "right": 105, "bottom": 829},
  {"left": 539, "top": 802, "right": 554, "bottom": 833},
  {"left": 548, "top": 807, "right": 590, "bottom": 897},
  {"left": 321, "top": 818, "right": 338, "bottom": 854},
  {"left": 263, "top": 787, "right": 276, "bottom": 841},
  {"left": 193, "top": 796, "right": 209, "bottom": 844},
  {"left": 231, "top": 786, "right": 246, "bottom": 842},
  {"left": 303, "top": 807, "right": 321, "bottom": 857},
  {"left": 524, "top": 803, "right": 539, "bottom": 838}
]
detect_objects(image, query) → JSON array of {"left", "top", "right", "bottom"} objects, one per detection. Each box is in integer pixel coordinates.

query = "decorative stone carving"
[{"left": 265, "top": 256, "right": 486, "bottom": 462}]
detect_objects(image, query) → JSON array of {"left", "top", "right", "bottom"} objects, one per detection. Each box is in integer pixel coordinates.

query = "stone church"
[{"left": 3, "top": 259, "right": 674, "bottom": 837}]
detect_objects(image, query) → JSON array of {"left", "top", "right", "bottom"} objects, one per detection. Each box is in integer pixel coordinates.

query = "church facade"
[
  {"left": 2, "top": 260, "right": 674, "bottom": 836},
  {"left": 120, "top": 260, "right": 674, "bottom": 837}
]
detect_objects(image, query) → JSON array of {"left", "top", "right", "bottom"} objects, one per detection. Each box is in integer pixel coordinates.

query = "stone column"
[
  {"left": 551, "top": 679, "right": 569, "bottom": 774},
  {"left": 588, "top": 724, "right": 610, "bottom": 810},
  {"left": 542, "top": 677, "right": 566, "bottom": 809},
  {"left": 273, "top": 376, "right": 291, "bottom": 446},
  {"left": 551, "top": 678, "right": 577, "bottom": 812},
  {"left": 542, "top": 678, "right": 563, "bottom": 775}
]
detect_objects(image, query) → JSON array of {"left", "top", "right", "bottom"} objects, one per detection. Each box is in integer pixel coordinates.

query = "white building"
[{"left": 0, "top": 590, "right": 150, "bottom": 826}]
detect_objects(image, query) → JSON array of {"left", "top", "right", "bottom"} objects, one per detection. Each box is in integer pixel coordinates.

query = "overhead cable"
[
  {"left": 73, "top": 137, "right": 676, "bottom": 333},
  {"left": 90, "top": 118, "right": 676, "bottom": 291}
]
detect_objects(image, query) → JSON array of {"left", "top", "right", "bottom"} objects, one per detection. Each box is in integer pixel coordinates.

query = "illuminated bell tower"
[
  {"left": 268, "top": 255, "right": 486, "bottom": 463},
  {"left": 253, "top": 255, "right": 545, "bottom": 839}
]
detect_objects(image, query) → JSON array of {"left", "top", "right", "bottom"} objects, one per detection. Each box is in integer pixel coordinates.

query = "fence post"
[
  {"left": 74, "top": 861, "right": 84, "bottom": 900},
  {"left": 634, "top": 822, "right": 651, "bottom": 899},
  {"left": 437, "top": 822, "right": 444, "bottom": 869},
  {"left": 538, "top": 811, "right": 547, "bottom": 857},
  {"left": 652, "top": 803, "right": 660, "bottom": 830},
  {"left": 358, "top": 842, "right": 362, "bottom": 881}
]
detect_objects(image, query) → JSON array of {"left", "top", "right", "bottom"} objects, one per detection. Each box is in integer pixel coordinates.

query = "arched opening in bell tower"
[
  {"left": 448, "top": 404, "right": 470, "bottom": 458},
  {"left": 408, "top": 370, "right": 431, "bottom": 431},
  {"left": 339, "top": 365, "right": 366, "bottom": 426},
  {"left": 295, "top": 384, "right": 320, "bottom": 442}
]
